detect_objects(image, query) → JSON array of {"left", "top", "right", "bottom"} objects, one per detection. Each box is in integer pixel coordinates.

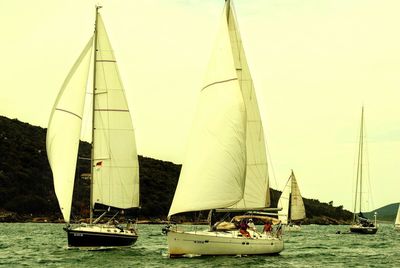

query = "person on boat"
[
  {"left": 263, "top": 220, "right": 272, "bottom": 233},
  {"left": 247, "top": 219, "right": 257, "bottom": 232},
  {"left": 358, "top": 213, "right": 374, "bottom": 227},
  {"left": 239, "top": 219, "right": 251, "bottom": 238},
  {"left": 275, "top": 222, "right": 283, "bottom": 237}
]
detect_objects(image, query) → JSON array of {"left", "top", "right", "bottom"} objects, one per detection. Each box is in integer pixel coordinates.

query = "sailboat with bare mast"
[
  {"left": 46, "top": 6, "right": 139, "bottom": 248},
  {"left": 349, "top": 107, "right": 377, "bottom": 234}
]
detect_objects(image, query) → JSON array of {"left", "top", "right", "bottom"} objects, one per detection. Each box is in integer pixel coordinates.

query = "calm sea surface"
[{"left": 0, "top": 223, "right": 399, "bottom": 267}]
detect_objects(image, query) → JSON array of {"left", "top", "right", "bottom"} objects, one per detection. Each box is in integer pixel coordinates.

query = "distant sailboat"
[
  {"left": 163, "top": 0, "right": 284, "bottom": 257},
  {"left": 46, "top": 6, "right": 139, "bottom": 248},
  {"left": 395, "top": 204, "right": 400, "bottom": 230},
  {"left": 278, "top": 170, "right": 306, "bottom": 231},
  {"left": 350, "top": 107, "right": 377, "bottom": 234}
]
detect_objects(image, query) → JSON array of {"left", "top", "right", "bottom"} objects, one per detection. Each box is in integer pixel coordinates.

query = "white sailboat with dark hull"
[
  {"left": 278, "top": 171, "right": 306, "bottom": 231},
  {"left": 164, "top": 0, "right": 283, "bottom": 257},
  {"left": 46, "top": 6, "right": 140, "bottom": 248},
  {"left": 349, "top": 107, "right": 377, "bottom": 234}
]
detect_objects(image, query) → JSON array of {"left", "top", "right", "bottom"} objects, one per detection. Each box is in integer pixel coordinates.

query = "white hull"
[
  {"left": 283, "top": 224, "right": 301, "bottom": 232},
  {"left": 167, "top": 228, "right": 283, "bottom": 257},
  {"left": 395, "top": 224, "right": 400, "bottom": 231}
]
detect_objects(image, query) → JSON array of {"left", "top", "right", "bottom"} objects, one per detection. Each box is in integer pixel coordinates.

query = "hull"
[
  {"left": 350, "top": 225, "right": 377, "bottom": 234},
  {"left": 167, "top": 228, "right": 283, "bottom": 257},
  {"left": 284, "top": 224, "right": 301, "bottom": 232},
  {"left": 395, "top": 224, "right": 400, "bottom": 231},
  {"left": 65, "top": 224, "right": 138, "bottom": 248}
]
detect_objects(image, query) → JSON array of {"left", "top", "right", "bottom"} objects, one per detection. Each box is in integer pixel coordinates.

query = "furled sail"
[
  {"left": 226, "top": 0, "right": 270, "bottom": 209},
  {"left": 168, "top": 2, "right": 246, "bottom": 217},
  {"left": 92, "top": 14, "right": 140, "bottom": 209},
  {"left": 46, "top": 37, "right": 93, "bottom": 223},
  {"left": 290, "top": 172, "right": 306, "bottom": 221}
]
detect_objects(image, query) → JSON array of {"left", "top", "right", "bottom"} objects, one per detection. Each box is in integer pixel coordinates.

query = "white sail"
[
  {"left": 226, "top": 1, "right": 270, "bottom": 209},
  {"left": 278, "top": 171, "right": 305, "bottom": 224},
  {"left": 168, "top": 3, "right": 247, "bottom": 217},
  {"left": 92, "top": 14, "right": 140, "bottom": 209},
  {"left": 395, "top": 204, "right": 400, "bottom": 225},
  {"left": 290, "top": 172, "right": 306, "bottom": 221},
  {"left": 46, "top": 37, "right": 93, "bottom": 223},
  {"left": 278, "top": 175, "right": 291, "bottom": 225}
]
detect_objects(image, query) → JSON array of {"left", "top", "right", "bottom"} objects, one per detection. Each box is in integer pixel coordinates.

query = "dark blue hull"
[
  {"left": 350, "top": 226, "right": 377, "bottom": 234},
  {"left": 66, "top": 227, "right": 138, "bottom": 248}
]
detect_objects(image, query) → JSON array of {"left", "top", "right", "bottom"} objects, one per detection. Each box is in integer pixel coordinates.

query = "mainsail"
[
  {"left": 278, "top": 171, "right": 306, "bottom": 224},
  {"left": 92, "top": 14, "right": 140, "bottom": 209},
  {"left": 168, "top": 0, "right": 269, "bottom": 217},
  {"left": 290, "top": 172, "right": 306, "bottom": 221},
  {"left": 46, "top": 37, "right": 93, "bottom": 223},
  {"left": 226, "top": 0, "right": 270, "bottom": 210}
]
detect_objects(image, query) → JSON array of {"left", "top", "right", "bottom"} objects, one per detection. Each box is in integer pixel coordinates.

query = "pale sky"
[{"left": 1, "top": 0, "right": 400, "bottom": 212}]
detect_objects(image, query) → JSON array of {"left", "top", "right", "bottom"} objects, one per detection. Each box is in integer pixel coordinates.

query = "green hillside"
[
  {"left": 364, "top": 203, "right": 400, "bottom": 222},
  {"left": 0, "top": 115, "right": 352, "bottom": 224}
]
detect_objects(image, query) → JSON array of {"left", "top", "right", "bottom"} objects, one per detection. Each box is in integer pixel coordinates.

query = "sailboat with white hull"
[
  {"left": 164, "top": 0, "right": 284, "bottom": 257},
  {"left": 394, "top": 204, "right": 400, "bottom": 231},
  {"left": 46, "top": 6, "right": 140, "bottom": 248},
  {"left": 278, "top": 171, "right": 306, "bottom": 231},
  {"left": 349, "top": 107, "right": 377, "bottom": 234}
]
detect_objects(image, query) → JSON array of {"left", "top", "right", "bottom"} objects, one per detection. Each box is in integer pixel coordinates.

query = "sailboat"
[
  {"left": 349, "top": 107, "right": 377, "bottom": 234},
  {"left": 164, "top": 0, "right": 284, "bottom": 257},
  {"left": 278, "top": 170, "right": 306, "bottom": 231},
  {"left": 395, "top": 204, "right": 400, "bottom": 230},
  {"left": 46, "top": 6, "right": 140, "bottom": 248}
]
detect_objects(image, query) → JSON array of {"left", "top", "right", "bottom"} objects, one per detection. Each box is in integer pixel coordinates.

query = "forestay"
[{"left": 278, "top": 175, "right": 291, "bottom": 225}]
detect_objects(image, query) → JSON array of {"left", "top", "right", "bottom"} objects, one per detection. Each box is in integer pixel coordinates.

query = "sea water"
[{"left": 0, "top": 223, "right": 399, "bottom": 267}]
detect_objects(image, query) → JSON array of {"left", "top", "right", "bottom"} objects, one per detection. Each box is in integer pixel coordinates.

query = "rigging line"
[{"left": 364, "top": 119, "right": 375, "bottom": 211}]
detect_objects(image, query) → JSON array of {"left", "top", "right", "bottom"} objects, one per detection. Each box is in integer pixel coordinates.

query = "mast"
[
  {"left": 225, "top": 0, "right": 231, "bottom": 22},
  {"left": 90, "top": 5, "right": 101, "bottom": 224},
  {"left": 359, "top": 107, "right": 364, "bottom": 214},
  {"left": 353, "top": 107, "right": 364, "bottom": 221}
]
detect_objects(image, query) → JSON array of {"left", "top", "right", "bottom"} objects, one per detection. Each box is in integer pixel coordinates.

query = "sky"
[{"left": 1, "top": 0, "right": 400, "bottom": 212}]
